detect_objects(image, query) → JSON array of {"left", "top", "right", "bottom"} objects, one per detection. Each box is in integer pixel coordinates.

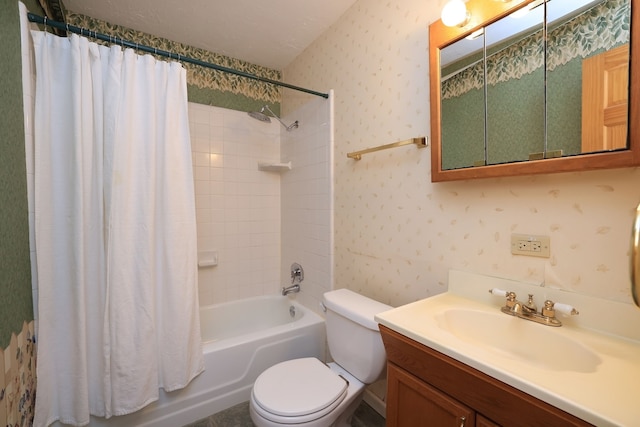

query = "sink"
[{"left": 436, "top": 308, "right": 602, "bottom": 373}]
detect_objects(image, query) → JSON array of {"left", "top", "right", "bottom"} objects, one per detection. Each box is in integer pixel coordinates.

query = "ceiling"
[{"left": 61, "top": 0, "right": 358, "bottom": 70}]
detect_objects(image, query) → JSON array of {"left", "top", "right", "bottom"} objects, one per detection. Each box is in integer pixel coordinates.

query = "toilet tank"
[{"left": 322, "top": 289, "right": 392, "bottom": 384}]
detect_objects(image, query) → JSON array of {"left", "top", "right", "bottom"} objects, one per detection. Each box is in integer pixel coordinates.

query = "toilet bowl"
[
  {"left": 250, "top": 359, "right": 365, "bottom": 427},
  {"left": 249, "top": 289, "right": 392, "bottom": 427}
]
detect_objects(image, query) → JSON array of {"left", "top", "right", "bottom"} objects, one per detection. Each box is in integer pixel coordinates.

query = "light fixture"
[{"left": 441, "top": 0, "right": 471, "bottom": 27}]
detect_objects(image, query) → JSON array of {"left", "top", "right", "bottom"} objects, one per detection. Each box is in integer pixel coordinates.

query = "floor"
[{"left": 184, "top": 400, "right": 385, "bottom": 427}]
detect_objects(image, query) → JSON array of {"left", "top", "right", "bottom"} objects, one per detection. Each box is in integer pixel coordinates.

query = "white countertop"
[{"left": 375, "top": 271, "right": 640, "bottom": 427}]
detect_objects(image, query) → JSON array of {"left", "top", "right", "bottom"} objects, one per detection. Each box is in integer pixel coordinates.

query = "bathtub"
[{"left": 87, "top": 295, "right": 326, "bottom": 427}]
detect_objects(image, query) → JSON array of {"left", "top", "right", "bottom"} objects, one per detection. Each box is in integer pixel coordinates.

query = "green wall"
[
  {"left": 0, "top": 0, "right": 41, "bottom": 349},
  {"left": 441, "top": 87, "right": 485, "bottom": 169}
]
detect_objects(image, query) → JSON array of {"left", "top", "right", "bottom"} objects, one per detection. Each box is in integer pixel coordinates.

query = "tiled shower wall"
[
  {"left": 281, "top": 93, "right": 334, "bottom": 315},
  {"left": 189, "top": 103, "right": 283, "bottom": 305},
  {"left": 189, "top": 98, "right": 333, "bottom": 309}
]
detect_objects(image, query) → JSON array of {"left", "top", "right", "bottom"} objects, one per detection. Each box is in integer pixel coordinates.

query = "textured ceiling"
[{"left": 61, "top": 0, "right": 358, "bottom": 70}]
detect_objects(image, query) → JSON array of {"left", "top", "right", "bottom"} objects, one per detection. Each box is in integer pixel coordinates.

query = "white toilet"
[{"left": 249, "top": 288, "right": 392, "bottom": 427}]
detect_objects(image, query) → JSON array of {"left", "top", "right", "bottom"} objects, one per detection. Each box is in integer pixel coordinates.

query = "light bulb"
[{"left": 441, "top": 0, "right": 470, "bottom": 27}]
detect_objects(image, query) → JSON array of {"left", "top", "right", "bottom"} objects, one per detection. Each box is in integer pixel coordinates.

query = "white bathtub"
[{"left": 86, "top": 295, "right": 326, "bottom": 427}]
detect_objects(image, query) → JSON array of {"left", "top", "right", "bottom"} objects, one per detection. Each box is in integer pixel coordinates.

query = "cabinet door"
[{"left": 387, "top": 363, "right": 475, "bottom": 427}]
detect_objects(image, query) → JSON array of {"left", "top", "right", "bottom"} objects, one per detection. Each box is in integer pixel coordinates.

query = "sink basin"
[{"left": 436, "top": 308, "right": 602, "bottom": 373}]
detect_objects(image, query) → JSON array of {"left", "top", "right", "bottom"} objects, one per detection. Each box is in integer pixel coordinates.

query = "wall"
[
  {"left": 1, "top": 1, "right": 41, "bottom": 425},
  {"left": 1, "top": 0, "right": 33, "bottom": 349},
  {"left": 188, "top": 97, "right": 333, "bottom": 309},
  {"left": 284, "top": 0, "right": 640, "bottom": 308},
  {"left": 281, "top": 91, "right": 334, "bottom": 314},
  {"left": 188, "top": 103, "right": 283, "bottom": 304}
]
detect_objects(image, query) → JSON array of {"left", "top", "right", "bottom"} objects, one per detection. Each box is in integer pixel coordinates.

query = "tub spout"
[{"left": 282, "top": 284, "right": 300, "bottom": 296}]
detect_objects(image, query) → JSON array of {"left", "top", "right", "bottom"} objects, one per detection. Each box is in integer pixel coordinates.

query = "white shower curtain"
[{"left": 31, "top": 30, "right": 204, "bottom": 426}]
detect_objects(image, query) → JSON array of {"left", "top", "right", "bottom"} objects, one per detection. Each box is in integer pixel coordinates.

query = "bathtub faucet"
[{"left": 282, "top": 283, "right": 301, "bottom": 296}]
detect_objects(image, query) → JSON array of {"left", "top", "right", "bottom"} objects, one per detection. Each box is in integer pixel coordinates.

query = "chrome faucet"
[
  {"left": 282, "top": 283, "right": 300, "bottom": 296},
  {"left": 490, "top": 289, "right": 579, "bottom": 327},
  {"left": 282, "top": 262, "right": 304, "bottom": 296}
]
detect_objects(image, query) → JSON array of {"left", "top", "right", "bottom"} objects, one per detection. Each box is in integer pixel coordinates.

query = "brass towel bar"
[{"left": 347, "top": 137, "right": 427, "bottom": 160}]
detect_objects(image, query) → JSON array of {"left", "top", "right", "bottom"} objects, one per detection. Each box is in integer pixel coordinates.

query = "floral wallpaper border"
[
  {"left": 0, "top": 321, "right": 36, "bottom": 427},
  {"left": 442, "top": 0, "right": 630, "bottom": 99},
  {"left": 66, "top": 12, "right": 282, "bottom": 105}
]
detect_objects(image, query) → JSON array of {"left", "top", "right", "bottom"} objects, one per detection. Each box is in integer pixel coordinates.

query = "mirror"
[
  {"left": 441, "top": 35, "right": 486, "bottom": 169},
  {"left": 430, "top": 0, "right": 639, "bottom": 182}
]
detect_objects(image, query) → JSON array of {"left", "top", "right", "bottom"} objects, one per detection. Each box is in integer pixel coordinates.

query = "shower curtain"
[{"left": 30, "top": 30, "right": 203, "bottom": 426}]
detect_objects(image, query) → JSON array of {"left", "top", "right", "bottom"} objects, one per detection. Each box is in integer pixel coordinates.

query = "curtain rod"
[{"left": 27, "top": 12, "right": 329, "bottom": 99}]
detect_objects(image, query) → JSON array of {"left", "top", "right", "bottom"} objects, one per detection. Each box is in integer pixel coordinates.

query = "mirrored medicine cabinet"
[{"left": 429, "top": 0, "right": 639, "bottom": 182}]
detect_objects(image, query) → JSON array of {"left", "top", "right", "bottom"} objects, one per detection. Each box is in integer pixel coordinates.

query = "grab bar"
[
  {"left": 346, "top": 137, "right": 427, "bottom": 160},
  {"left": 632, "top": 202, "right": 640, "bottom": 308}
]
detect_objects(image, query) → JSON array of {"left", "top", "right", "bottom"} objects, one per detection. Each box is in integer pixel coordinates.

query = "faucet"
[
  {"left": 282, "top": 262, "right": 304, "bottom": 296},
  {"left": 282, "top": 284, "right": 300, "bottom": 296},
  {"left": 490, "top": 289, "right": 578, "bottom": 327}
]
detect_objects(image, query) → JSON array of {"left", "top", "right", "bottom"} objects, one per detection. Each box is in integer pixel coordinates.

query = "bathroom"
[{"left": 1, "top": 0, "right": 639, "bottom": 425}]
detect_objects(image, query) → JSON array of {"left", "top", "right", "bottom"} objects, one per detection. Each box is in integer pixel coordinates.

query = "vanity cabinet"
[
  {"left": 380, "top": 325, "right": 593, "bottom": 427},
  {"left": 387, "top": 363, "right": 477, "bottom": 426}
]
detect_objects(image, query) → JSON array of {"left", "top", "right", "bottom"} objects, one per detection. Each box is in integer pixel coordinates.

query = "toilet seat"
[{"left": 252, "top": 357, "right": 349, "bottom": 424}]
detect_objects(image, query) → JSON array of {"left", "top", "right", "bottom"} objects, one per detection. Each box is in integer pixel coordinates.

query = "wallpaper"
[
  {"left": 1, "top": 0, "right": 34, "bottom": 350},
  {"left": 283, "top": 0, "right": 640, "bottom": 308},
  {"left": 442, "top": 0, "right": 630, "bottom": 99},
  {"left": 65, "top": 12, "right": 282, "bottom": 110},
  {"left": 0, "top": 322, "right": 36, "bottom": 427}
]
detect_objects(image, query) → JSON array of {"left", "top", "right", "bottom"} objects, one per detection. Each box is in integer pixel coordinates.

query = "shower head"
[
  {"left": 248, "top": 110, "right": 271, "bottom": 123},
  {"left": 247, "top": 105, "right": 299, "bottom": 131}
]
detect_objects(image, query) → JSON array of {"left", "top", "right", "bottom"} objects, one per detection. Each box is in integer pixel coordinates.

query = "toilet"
[{"left": 249, "top": 289, "right": 392, "bottom": 427}]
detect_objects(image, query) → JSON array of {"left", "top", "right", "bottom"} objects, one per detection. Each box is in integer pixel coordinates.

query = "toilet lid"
[{"left": 253, "top": 357, "right": 348, "bottom": 418}]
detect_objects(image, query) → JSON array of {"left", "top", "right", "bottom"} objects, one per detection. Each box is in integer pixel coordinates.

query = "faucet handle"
[
  {"left": 553, "top": 302, "right": 579, "bottom": 316},
  {"left": 290, "top": 262, "right": 304, "bottom": 284},
  {"left": 542, "top": 300, "right": 579, "bottom": 317},
  {"left": 488, "top": 288, "right": 508, "bottom": 297},
  {"left": 542, "top": 300, "right": 556, "bottom": 318},
  {"left": 505, "top": 291, "right": 517, "bottom": 309}
]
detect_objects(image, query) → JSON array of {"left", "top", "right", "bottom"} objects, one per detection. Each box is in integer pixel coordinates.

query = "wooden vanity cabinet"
[{"left": 380, "top": 325, "right": 593, "bottom": 427}]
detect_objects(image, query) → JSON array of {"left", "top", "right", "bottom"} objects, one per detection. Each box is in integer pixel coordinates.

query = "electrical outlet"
[
  {"left": 511, "top": 234, "right": 550, "bottom": 258},
  {"left": 517, "top": 240, "right": 531, "bottom": 251}
]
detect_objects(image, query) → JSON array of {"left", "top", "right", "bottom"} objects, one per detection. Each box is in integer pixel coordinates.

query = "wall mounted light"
[{"left": 441, "top": 0, "right": 471, "bottom": 27}]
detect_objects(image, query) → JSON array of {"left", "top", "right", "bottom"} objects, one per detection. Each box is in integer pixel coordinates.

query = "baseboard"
[{"left": 363, "top": 388, "right": 386, "bottom": 418}]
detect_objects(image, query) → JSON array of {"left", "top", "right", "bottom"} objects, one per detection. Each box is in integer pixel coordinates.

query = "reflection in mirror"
[
  {"left": 432, "top": 0, "right": 637, "bottom": 181},
  {"left": 547, "top": 0, "right": 631, "bottom": 156},
  {"left": 441, "top": 34, "right": 485, "bottom": 169},
  {"left": 485, "top": 4, "right": 544, "bottom": 165}
]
